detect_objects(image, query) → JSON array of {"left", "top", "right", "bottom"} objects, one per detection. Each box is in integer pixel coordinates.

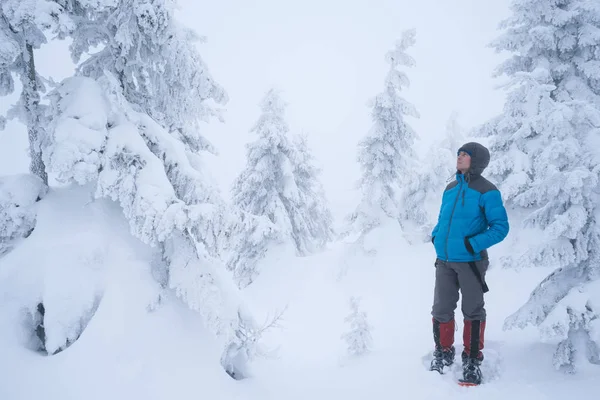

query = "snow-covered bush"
[
  {"left": 0, "top": 173, "right": 47, "bottom": 257},
  {"left": 341, "top": 296, "right": 373, "bottom": 357}
]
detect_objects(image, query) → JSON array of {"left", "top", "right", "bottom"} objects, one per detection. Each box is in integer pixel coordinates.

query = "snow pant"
[{"left": 431, "top": 258, "right": 489, "bottom": 359}]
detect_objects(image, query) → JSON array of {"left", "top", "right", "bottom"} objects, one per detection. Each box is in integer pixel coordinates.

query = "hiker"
[{"left": 429, "top": 142, "right": 509, "bottom": 385}]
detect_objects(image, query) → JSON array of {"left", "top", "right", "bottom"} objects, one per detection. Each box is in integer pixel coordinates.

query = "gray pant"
[{"left": 431, "top": 258, "right": 489, "bottom": 323}]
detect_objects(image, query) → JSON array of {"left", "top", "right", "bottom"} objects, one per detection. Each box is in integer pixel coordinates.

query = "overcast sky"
[{"left": 1, "top": 0, "right": 512, "bottom": 222}]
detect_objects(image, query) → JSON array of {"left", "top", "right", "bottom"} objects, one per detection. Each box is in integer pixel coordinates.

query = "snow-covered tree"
[
  {"left": 229, "top": 89, "right": 334, "bottom": 286},
  {"left": 42, "top": 71, "right": 259, "bottom": 373},
  {"left": 224, "top": 209, "right": 282, "bottom": 289},
  {"left": 473, "top": 0, "right": 600, "bottom": 373},
  {"left": 68, "top": 0, "right": 227, "bottom": 155},
  {"left": 343, "top": 28, "right": 420, "bottom": 239},
  {"left": 402, "top": 112, "right": 466, "bottom": 235},
  {"left": 0, "top": 0, "right": 73, "bottom": 186},
  {"left": 28, "top": 0, "right": 270, "bottom": 377},
  {"left": 291, "top": 132, "right": 335, "bottom": 247},
  {"left": 341, "top": 296, "right": 373, "bottom": 357}
]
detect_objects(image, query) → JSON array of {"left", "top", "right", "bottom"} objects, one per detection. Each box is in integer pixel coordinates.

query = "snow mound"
[{"left": 0, "top": 184, "right": 161, "bottom": 355}]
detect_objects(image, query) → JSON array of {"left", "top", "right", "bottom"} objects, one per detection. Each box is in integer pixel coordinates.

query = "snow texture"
[{"left": 0, "top": 189, "right": 598, "bottom": 399}]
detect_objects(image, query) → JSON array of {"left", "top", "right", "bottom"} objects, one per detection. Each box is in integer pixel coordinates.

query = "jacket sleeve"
[{"left": 468, "top": 189, "right": 509, "bottom": 253}]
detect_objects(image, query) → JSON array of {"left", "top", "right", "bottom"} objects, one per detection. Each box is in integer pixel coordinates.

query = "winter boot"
[
  {"left": 430, "top": 318, "right": 455, "bottom": 372},
  {"left": 460, "top": 319, "right": 485, "bottom": 384}
]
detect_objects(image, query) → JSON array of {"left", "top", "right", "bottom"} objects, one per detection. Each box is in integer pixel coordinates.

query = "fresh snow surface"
[{"left": 1, "top": 188, "right": 599, "bottom": 399}]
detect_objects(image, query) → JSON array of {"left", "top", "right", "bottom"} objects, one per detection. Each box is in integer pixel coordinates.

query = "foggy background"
[{"left": 0, "top": 0, "right": 511, "bottom": 223}]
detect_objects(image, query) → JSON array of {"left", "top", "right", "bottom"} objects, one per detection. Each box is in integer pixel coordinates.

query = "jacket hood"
[{"left": 457, "top": 142, "right": 490, "bottom": 176}]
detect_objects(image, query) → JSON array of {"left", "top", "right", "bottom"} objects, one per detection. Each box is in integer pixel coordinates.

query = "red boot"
[
  {"left": 463, "top": 319, "right": 485, "bottom": 360},
  {"left": 431, "top": 318, "right": 455, "bottom": 370},
  {"left": 433, "top": 318, "right": 455, "bottom": 350}
]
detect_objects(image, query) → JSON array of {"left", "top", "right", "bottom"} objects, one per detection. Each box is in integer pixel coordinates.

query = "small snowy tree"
[
  {"left": 343, "top": 28, "right": 420, "bottom": 240},
  {"left": 341, "top": 296, "right": 373, "bottom": 357},
  {"left": 0, "top": 0, "right": 73, "bottom": 186},
  {"left": 221, "top": 306, "right": 287, "bottom": 379},
  {"left": 229, "top": 89, "right": 334, "bottom": 286},
  {"left": 474, "top": 0, "right": 600, "bottom": 372},
  {"left": 291, "top": 132, "right": 335, "bottom": 248},
  {"left": 402, "top": 112, "right": 466, "bottom": 236}
]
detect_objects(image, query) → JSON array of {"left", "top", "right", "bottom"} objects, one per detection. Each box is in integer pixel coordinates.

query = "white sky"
[{"left": 1, "top": 0, "right": 511, "bottom": 222}]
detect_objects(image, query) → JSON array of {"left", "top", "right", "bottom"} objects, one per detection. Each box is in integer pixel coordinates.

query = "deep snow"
[{"left": 1, "top": 186, "right": 599, "bottom": 399}]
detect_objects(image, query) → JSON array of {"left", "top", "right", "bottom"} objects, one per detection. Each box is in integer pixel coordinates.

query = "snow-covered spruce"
[
  {"left": 43, "top": 73, "right": 266, "bottom": 377},
  {"left": 0, "top": 0, "right": 73, "bottom": 185},
  {"left": 68, "top": 0, "right": 227, "bottom": 155},
  {"left": 30, "top": 0, "right": 268, "bottom": 376},
  {"left": 343, "top": 28, "right": 420, "bottom": 240},
  {"left": 0, "top": 173, "right": 47, "bottom": 257},
  {"left": 473, "top": 0, "right": 600, "bottom": 373},
  {"left": 341, "top": 296, "right": 373, "bottom": 357},
  {"left": 228, "top": 88, "right": 334, "bottom": 287}
]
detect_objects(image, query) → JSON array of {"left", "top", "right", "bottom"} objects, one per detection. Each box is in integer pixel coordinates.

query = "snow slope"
[{"left": 1, "top": 190, "right": 599, "bottom": 399}]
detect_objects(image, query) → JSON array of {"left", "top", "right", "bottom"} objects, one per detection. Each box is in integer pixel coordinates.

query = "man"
[{"left": 429, "top": 142, "right": 509, "bottom": 385}]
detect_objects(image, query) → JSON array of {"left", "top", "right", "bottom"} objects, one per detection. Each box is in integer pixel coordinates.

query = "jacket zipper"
[{"left": 445, "top": 178, "right": 463, "bottom": 261}]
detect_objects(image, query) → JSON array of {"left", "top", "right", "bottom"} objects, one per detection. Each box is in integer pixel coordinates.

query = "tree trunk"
[{"left": 22, "top": 42, "right": 48, "bottom": 186}]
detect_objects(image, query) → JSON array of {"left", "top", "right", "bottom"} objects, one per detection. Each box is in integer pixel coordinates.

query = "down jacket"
[{"left": 431, "top": 142, "right": 509, "bottom": 262}]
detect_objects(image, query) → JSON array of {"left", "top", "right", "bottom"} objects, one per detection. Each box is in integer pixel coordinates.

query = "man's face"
[{"left": 457, "top": 150, "right": 471, "bottom": 173}]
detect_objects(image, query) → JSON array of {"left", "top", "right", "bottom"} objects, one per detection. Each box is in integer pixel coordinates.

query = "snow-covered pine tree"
[
  {"left": 402, "top": 112, "right": 466, "bottom": 237},
  {"left": 343, "top": 28, "right": 420, "bottom": 239},
  {"left": 228, "top": 89, "right": 334, "bottom": 287},
  {"left": 473, "top": 0, "right": 600, "bottom": 373},
  {"left": 35, "top": 0, "right": 269, "bottom": 377},
  {"left": 0, "top": 0, "right": 72, "bottom": 186},
  {"left": 68, "top": 0, "right": 227, "bottom": 156},
  {"left": 341, "top": 296, "right": 373, "bottom": 357},
  {"left": 291, "top": 132, "right": 335, "bottom": 249},
  {"left": 46, "top": 0, "right": 230, "bottom": 308}
]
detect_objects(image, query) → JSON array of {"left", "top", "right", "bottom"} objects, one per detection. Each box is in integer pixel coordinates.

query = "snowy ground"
[{"left": 1, "top": 187, "right": 599, "bottom": 399}]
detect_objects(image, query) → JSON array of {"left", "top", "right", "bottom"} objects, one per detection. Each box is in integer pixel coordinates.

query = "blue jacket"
[{"left": 432, "top": 143, "right": 509, "bottom": 262}]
